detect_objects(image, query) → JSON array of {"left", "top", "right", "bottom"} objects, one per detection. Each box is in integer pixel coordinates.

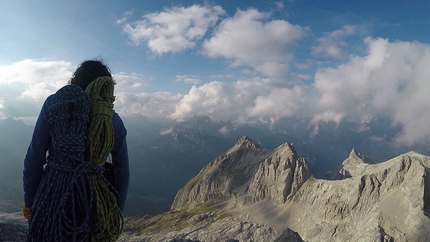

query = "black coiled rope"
[{"left": 27, "top": 84, "right": 95, "bottom": 241}]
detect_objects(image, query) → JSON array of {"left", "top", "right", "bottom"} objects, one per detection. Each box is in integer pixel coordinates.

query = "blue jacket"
[{"left": 23, "top": 94, "right": 130, "bottom": 211}]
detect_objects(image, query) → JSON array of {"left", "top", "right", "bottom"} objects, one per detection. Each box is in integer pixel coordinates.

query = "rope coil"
[
  {"left": 27, "top": 84, "right": 93, "bottom": 242},
  {"left": 27, "top": 77, "right": 123, "bottom": 242},
  {"left": 85, "top": 76, "right": 123, "bottom": 241}
]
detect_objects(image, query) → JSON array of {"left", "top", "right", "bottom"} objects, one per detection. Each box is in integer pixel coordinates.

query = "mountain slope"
[
  {"left": 122, "top": 138, "right": 430, "bottom": 242},
  {"left": 273, "top": 151, "right": 430, "bottom": 241},
  {"left": 171, "top": 136, "right": 271, "bottom": 210}
]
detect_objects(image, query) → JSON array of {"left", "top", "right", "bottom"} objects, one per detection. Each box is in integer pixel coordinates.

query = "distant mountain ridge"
[
  {"left": 1, "top": 115, "right": 430, "bottom": 217},
  {"left": 121, "top": 115, "right": 428, "bottom": 216},
  {"left": 122, "top": 137, "right": 430, "bottom": 242},
  {"left": 2, "top": 116, "right": 430, "bottom": 240}
]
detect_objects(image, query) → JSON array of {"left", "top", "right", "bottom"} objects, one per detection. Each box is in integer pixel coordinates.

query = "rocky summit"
[{"left": 121, "top": 136, "right": 430, "bottom": 241}]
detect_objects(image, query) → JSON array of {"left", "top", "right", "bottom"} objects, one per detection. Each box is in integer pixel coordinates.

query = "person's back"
[{"left": 23, "top": 60, "right": 130, "bottom": 241}]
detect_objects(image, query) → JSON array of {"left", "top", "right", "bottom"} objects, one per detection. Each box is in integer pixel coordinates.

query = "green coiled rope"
[{"left": 85, "top": 76, "right": 123, "bottom": 241}]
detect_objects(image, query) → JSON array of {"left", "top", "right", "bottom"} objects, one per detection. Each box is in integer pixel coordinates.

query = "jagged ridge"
[
  {"left": 171, "top": 136, "right": 271, "bottom": 209},
  {"left": 125, "top": 138, "right": 430, "bottom": 242}
]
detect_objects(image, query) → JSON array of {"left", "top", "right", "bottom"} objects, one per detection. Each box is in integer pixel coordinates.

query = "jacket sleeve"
[
  {"left": 23, "top": 96, "right": 53, "bottom": 208},
  {"left": 111, "top": 113, "right": 130, "bottom": 212}
]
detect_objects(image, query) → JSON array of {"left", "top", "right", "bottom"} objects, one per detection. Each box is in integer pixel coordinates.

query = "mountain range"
[
  {"left": 122, "top": 114, "right": 430, "bottom": 216},
  {"left": 120, "top": 137, "right": 430, "bottom": 241},
  {"left": 1, "top": 115, "right": 430, "bottom": 241},
  {"left": 0, "top": 115, "right": 429, "bottom": 217}
]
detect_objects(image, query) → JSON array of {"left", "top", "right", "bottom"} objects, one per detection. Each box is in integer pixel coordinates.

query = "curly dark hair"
[{"left": 69, "top": 59, "right": 115, "bottom": 90}]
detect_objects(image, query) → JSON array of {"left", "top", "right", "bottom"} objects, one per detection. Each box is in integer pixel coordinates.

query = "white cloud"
[
  {"left": 312, "top": 25, "right": 357, "bottom": 58},
  {"left": 202, "top": 8, "right": 308, "bottom": 77},
  {"left": 0, "top": 60, "right": 179, "bottom": 122},
  {"left": 122, "top": 4, "right": 225, "bottom": 54},
  {"left": 294, "top": 74, "right": 312, "bottom": 81},
  {"left": 175, "top": 75, "right": 200, "bottom": 85},
  {"left": 113, "top": 72, "right": 146, "bottom": 93},
  {"left": 3, "top": 35, "right": 430, "bottom": 148},
  {"left": 170, "top": 78, "right": 305, "bottom": 123},
  {"left": 0, "top": 60, "right": 73, "bottom": 118},
  {"left": 311, "top": 111, "right": 344, "bottom": 125},
  {"left": 115, "top": 91, "right": 182, "bottom": 117},
  {"left": 170, "top": 36, "right": 430, "bottom": 146},
  {"left": 275, "top": 2, "right": 285, "bottom": 9},
  {"left": 116, "top": 11, "right": 133, "bottom": 25},
  {"left": 245, "top": 86, "right": 304, "bottom": 119},
  {"left": 313, "top": 37, "right": 430, "bottom": 146},
  {"left": 294, "top": 60, "right": 314, "bottom": 70}
]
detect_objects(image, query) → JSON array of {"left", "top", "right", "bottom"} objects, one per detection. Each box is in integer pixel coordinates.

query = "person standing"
[{"left": 23, "top": 59, "right": 129, "bottom": 241}]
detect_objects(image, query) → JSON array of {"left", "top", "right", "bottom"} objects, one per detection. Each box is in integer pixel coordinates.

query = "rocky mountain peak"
[
  {"left": 327, "top": 148, "right": 371, "bottom": 179},
  {"left": 245, "top": 142, "right": 311, "bottom": 205},
  {"left": 189, "top": 115, "right": 212, "bottom": 124},
  {"left": 349, "top": 148, "right": 360, "bottom": 158},
  {"left": 171, "top": 136, "right": 271, "bottom": 210},
  {"left": 171, "top": 137, "right": 312, "bottom": 210},
  {"left": 273, "top": 142, "right": 298, "bottom": 157},
  {"left": 230, "top": 136, "right": 261, "bottom": 152}
]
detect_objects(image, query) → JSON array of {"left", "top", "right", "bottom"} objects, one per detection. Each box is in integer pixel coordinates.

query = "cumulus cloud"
[
  {"left": 313, "top": 37, "right": 430, "bottom": 145},
  {"left": 312, "top": 25, "right": 357, "bottom": 58},
  {"left": 113, "top": 72, "right": 146, "bottom": 93},
  {"left": 169, "top": 36, "right": 430, "bottom": 146},
  {"left": 115, "top": 91, "right": 182, "bottom": 117},
  {"left": 4, "top": 36, "right": 430, "bottom": 147},
  {"left": 112, "top": 71, "right": 182, "bottom": 117},
  {"left": 245, "top": 86, "right": 304, "bottom": 118},
  {"left": 0, "top": 60, "right": 73, "bottom": 118},
  {"left": 121, "top": 4, "right": 225, "bottom": 54},
  {"left": 0, "top": 60, "right": 176, "bottom": 122},
  {"left": 170, "top": 78, "right": 305, "bottom": 123},
  {"left": 202, "top": 8, "right": 308, "bottom": 77}
]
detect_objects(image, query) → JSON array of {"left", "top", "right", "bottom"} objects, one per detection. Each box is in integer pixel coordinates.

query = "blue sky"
[{"left": 1, "top": 0, "right": 430, "bottom": 146}]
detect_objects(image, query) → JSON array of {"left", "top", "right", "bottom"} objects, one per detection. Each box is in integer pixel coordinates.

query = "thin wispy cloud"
[
  {"left": 312, "top": 25, "right": 358, "bottom": 58},
  {"left": 175, "top": 75, "right": 200, "bottom": 85},
  {"left": 115, "top": 11, "right": 133, "bottom": 25}
]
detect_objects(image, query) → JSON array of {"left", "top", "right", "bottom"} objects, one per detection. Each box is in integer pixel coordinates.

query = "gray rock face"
[
  {"left": 0, "top": 223, "right": 27, "bottom": 242},
  {"left": 326, "top": 148, "right": 372, "bottom": 179},
  {"left": 172, "top": 137, "right": 311, "bottom": 210},
  {"left": 171, "top": 136, "right": 272, "bottom": 210},
  {"left": 245, "top": 142, "right": 312, "bottom": 205},
  {"left": 119, "top": 216, "right": 304, "bottom": 242},
  {"left": 279, "top": 152, "right": 430, "bottom": 241}
]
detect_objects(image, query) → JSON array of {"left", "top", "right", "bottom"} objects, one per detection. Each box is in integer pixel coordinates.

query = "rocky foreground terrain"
[
  {"left": 120, "top": 137, "right": 430, "bottom": 242},
  {"left": 2, "top": 136, "right": 430, "bottom": 241},
  {"left": 0, "top": 212, "right": 27, "bottom": 241}
]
